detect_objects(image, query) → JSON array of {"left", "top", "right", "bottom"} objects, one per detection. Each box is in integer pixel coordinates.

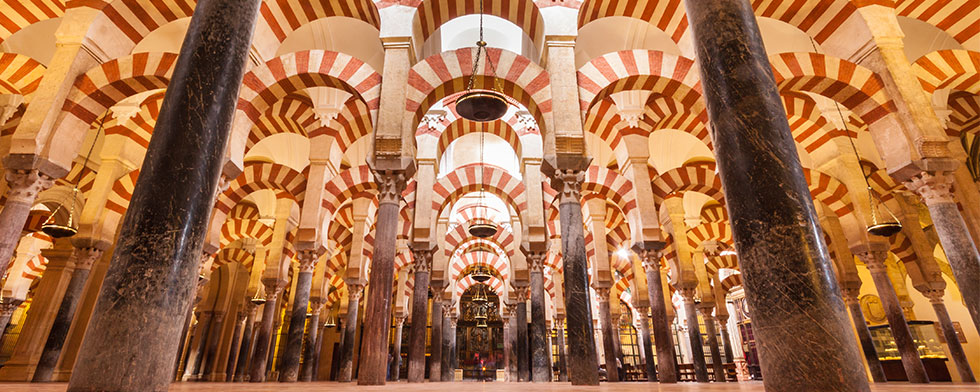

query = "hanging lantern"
[
  {"left": 472, "top": 284, "right": 488, "bottom": 303},
  {"left": 471, "top": 264, "right": 492, "bottom": 283},
  {"left": 40, "top": 191, "right": 78, "bottom": 238},
  {"left": 249, "top": 289, "right": 267, "bottom": 306},
  {"left": 866, "top": 187, "right": 902, "bottom": 237},
  {"left": 324, "top": 312, "right": 337, "bottom": 328},
  {"left": 475, "top": 302, "right": 488, "bottom": 328},
  {"left": 454, "top": 0, "right": 509, "bottom": 123},
  {"left": 468, "top": 222, "right": 497, "bottom": 238}
]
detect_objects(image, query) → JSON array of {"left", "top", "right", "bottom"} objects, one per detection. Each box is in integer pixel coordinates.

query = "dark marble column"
[
  {"left": 338, "top": 284, "right": 363, "bottom": 382},
  {"left": 280, "top": 251, "right": 319, "bottom": 382},
  {"left": 32, "top": 245, "right": 104, "bottom": 382},
  {"left": 0, "top": 299, "right": 24, "bottom": 343},
  {"left": 679, "top": 290, "right": 708, "bottom": 382},
  {"left": 202, "top": 311, "right": 227, "bottom": 379},
  {"left": 357, "top": 170, "right": 406, "bottom": 386},
  {"left": 526, "top": 252, "right": 550, "bottom": 382},
  {"left": 682, "top": 0, "right": 870, "bottom": 390},
  {"left": 406, "top": 246, "right": 433, "bottom": 383},
  {"left": 440, "top": 304, "right": 454, "bottom": 381},
  {"left": 595, "top": 287, "right": 620, "bottom": 382},
  {"left": 924, "top": 290, "right": 975, "bottom": 382},
  {"left": 390, "top": 315, "right": 406, "bottom": 381},
  {"left": 554, "top": 316, "right": 568, "bottom": 382},
  {"left": 858, "top": 250, "right": 928, "bottom": 383},
  {"left": 514, "top": 285, "right": 530, "bottom": 382},
  {"left": 701, "top": 309, "right": 725, "bottom": 382},
  {"left": 718, "top": 316, "right": 734, "bottom": 364},
  {"left": 234, "top": 305, "right": 257, "bottom": 381},
  {"left": 188, "top": 311, "right": 215, "bottom": 380},
  {"left": 0, "top": 168, "right": 54, "bottom": 278},
  {"left": 551, "top": 170, "right": 600, "bottom": 385},
  {"left": 635, "top": 307, "right": 657, "bottom": 382},
  {"left": 250, "top": 283, "right": 284, "bottom": 382},
  {"left": 224, "top": 311, "right": 247, "bottom": 381},
  {"left": 502, "top": 304, "right": 516, "bottom": 381},
  {"left": 300, "top": 299, "right": 324, "bottom": 382},
  {"left": 905, "top": 172, "right": 980, "bottom": 333},
  {"left": 638, "top": 250, "right": 677, "bottom": 383},
  {"left": 842, "top": 289, "right": 887, "bottom": 383},
  {"left": 64, "top": 1, "right": 261, "bottom": 389},
  {"left": 428, "top": 292, "right": 443, "bottom": 381},
  {"left": 312, "top": 321, "right": 328, "bottom": 381}
]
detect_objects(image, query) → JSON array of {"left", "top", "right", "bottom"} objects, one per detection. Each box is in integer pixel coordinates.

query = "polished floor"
[{"left": 1, "top": 381, "right": 977, "bottom": 391}]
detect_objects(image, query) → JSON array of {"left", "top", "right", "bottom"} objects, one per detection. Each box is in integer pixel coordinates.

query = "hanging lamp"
[
  {"left": 832, "top": 101, "right": 902, "bottom": 237},
  {"left": 472, "top": 284, "right": 488, "bottom": 303},
  {"left": 249, "top": 289, "right": 267, "bottom": 306},
  {"left": 455, "top": 0, "right": 509, "bottom": 123},
  {"left": 471, "top": 252, "right": 492, "bottom": 283},
  {"left": 40, "top": 112, "right": 109, "bottom": 238}
]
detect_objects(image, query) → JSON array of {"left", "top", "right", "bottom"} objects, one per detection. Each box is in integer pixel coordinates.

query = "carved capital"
[
  {"left": 264, "top": 282, "right": 285, "bottom": 299},
  {"left": 410, "top": 246, "right": 435, "bottom": 274},
  {"left": 4, "top": 168, "right": 53, "bottom": 205},
  {"left": 593, "top": 286, "right": 611, "bottom": 301},
  {"left": 904, "top": 171, "right": 955, "bottom": 205},
  {"left": 348, "top": 284, "right": 365, "bottom": 301},
  {"left": 922, "top": 289, "right": 945, "bottom": 304},
  {"left": 297, "top": 249, "right": 320, "bottom": 273},
  {"left": 856, "top": 250, "right": 888, "bottom": 273},
  {"left": 212, "top": 312, "right": 226, "bottom": 323},
  {"left": 677, "top": 287, "right": 697, "bottom": 302},
  {"left": 72, "top": 246, "right": 104, "bottom": 270},
  {"left": 512, "top": 283, "right": 530, "bottom": 301},
  {"left": 395, "top": 315, "right": 407, "bottom": 326},
  {"left": 373, "top": 169, "right": 406, "bottom": 206},
  {"left": 0, "top": 299, "right": 23, "bottom": 316},
  {"left": 526, "top": 251, "right": 546, "bottom": 273},
  {"left": 441, "top": 303, "right": 452, "bottom": 315},
  {"left": 237, "top": 310, "right": 248, "bottom": 322},
  {"left": 841, "top": 288, "right": 861, "bottom": 305},
  {"left": 637, "top": 249, "right": 662, "bottom": 272},
  {"left": 552, "top": 169, "right": 584, "bottom": 205}
]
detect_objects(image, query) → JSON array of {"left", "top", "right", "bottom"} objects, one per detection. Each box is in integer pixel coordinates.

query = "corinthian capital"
[
  {"left": 4, "top": 168, "right": 54, "bottom": 205},
  {"left": 373, "top": 169, "right": 406, "bottom": 206},
  {"left": 552, "top": 169, "right": 585, "bottom": 205},
  {"left": 297, "top": 249, "right": 322, "bottom": 273},
  {"left": 904, "top": 171, "right": 955, "bottom": 205},
  {"left": 410, "top": 245, "right": 435, "bottom": 274}
]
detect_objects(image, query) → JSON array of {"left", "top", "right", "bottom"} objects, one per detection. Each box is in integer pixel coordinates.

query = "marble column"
[
  {"left": 514, "top": 285, "right": 530, "bottom": 382},
  {"left": 234, "top": 305, "right": 257, "bottom": 382},
  {"left": 924, "top": 290, "right": 975, "bottom": 383},
  {"left": 224, "top": 311, "right": 247, "bottom": 381},
  {"left": 338, "top": 284, "right": 363, "bottom": 382},
  {"left": 682, "top": 0, "right": 870, "bottom": 390},
  {"left": 440, "top": 305, "right": 454, "bottom": 381},
  {"left": 679, "top": 290, "right": 708, "bottom": 382},
  {"left": 250, "top": 283, "right": 284, "bottom": 382},
  {"left": 357, "top": 170, "right": 406, "bottom": 386},
  {"left": 32, "top": 245, "right": 104, "bottom": 382},
  {"left": 390, "top": 315, "right": 406, "bottom": 381},
  {"left": 202, "top": 312, "right": 227, "bottom": 379},
  {"left": 502, "top": 305, "right": 515, "bottom": 381},
  {"left": 428, "top": 292, "right": 443, "bottom": 381},
  {"left": 300, "top": 300, "right": 324, "bottom": 382},
  {"left": 859, "top": 250, "right": 928, "bottom": 383},
  {"left": 595, "top": 287, "right": 620, "bottom": 382},
  {"left": 406, "top": 246, "right": 433, "bottom": 383},
  {"left": 635, "top": 307, "right": 656, "bottom": 382},
  {"left": 188, "top": 311, "right": 215, "bottom": 380},
  {"left": 904, "top": 172, "right": 980, "bottom": 332},
  {"left": 639, "top": 251, "right": 677, "bottom": 383},
  {"left": 701, "top": 309, "right": 725, "bottom": 382},
  {"left": 527, "top": 252, "right": 550, "bottom": 382},
  {"left": 65, "top": 1, "right": 261, "bottom": 389},
  {"left": 0, "top": 299, "right": 24, "bottom": 342},
  {"left": 552, "top": 170, "right": 600, "bottom": 385},
  {"left": 280, "top": 251, "right": 319, "bottom": 382},
  {"left": 554, "top": 316, "right": 568, "bottom": 382},
  {"left": 449, "top": 312, "right": 458, "bottom": 372},
  {"left": 0, "top": 168, "right": 54, "bottom": 278},
  {"left": 842, "top": 289, "right": 887, "bottom": 383},
  {"left": 718, "top": 316, "right": 734, "bottom": 364}
]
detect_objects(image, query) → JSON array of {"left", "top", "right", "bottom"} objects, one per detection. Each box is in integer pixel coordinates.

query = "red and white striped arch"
[
  {"left": 719, "top": 272, "right": 742, "bottom": 293},
  {"left": 412, "top": 0, "right": 545, "bottom": 47},
  {"left": 803, "top": 168, "right": 853, "bottom": 217},
  {"left": 212, "top": 247, "right": 256, "bottom": 270},
  {"left": 105, "top": 169, "right": 141, "bottom": 216},
  {"left": 454, "top": 276, "right": 506, "bottom": 299},
  {"left": 577, "top": 0, "right": 688, "bottom": 43},
  {"left": 405, "top": 47, "right": 552, "bottom": 132},
  {"left": 584, "top": 96, "right": 710, "bottom": 152},
  {"left": 867, "top": 169, "right": 900, "bottom": 203},
  {"left": 947, "top": 92, "right": 979, "bottom": 137},
  {"left": 699, "top": 204, "right": 728, "bottom": 223},
  {"left": 103, "top": 92, "right": 164, "bottom": 150},
  {"left": 889, "top": 233, "right": 917, "bottom": 265},
  {"left": 706, "top": 254, "right": 739, "bottom": 278},
  {"left": 322, "top": 165, "right": 378, "bottom": 216},
  {"left": 215, "top": 162, "right": 307, "bottom": 214},
  {"left": 449, "top": 250, "right": 511, "bottom": 282},
  {"left": 82, "top": 0, "right": 194, "bottom": 58},
  {"left": 582, "top": 166, "right": 637, "bottom": 218},
  {"left": 226, "top": 202, "right": 261, "bottom": 221},
  {"left": 309, "top": 98, "right": 373, "bottom": 154},
  {"left": 0, "top": 53, "right": 45, "bottom": 98},
  {"left": 687, "top": 222, "right": 732, "bottom": 250},
  {"left": 651, "top": 164, "right": 725, "bottom": 206},
  {"left": 253, "top": 0, "right": 381, "bottom": 56},
  {"left": 220, "top": 219, "right": 274, "bottom": 248},
  {"left": 247, "top": 96, "right": 315, "bottom": 150},
  {"left": 0, "top": 0, "right": 64, "bottom": 45},
  {"left": 444, "top": 224, "right": 516, "bottom": 258},
  {"left": 782, "top": 93, "right": 853, "bottom": 154},
  {"left": 750, "top": 0, "right": 860, "bottom": 44},
  {"left": 577, "top": 50, "right": 704, "bottom": 120},
  {"left": 911, "top": 50, "right": 980, "bottom": 95},
  {"left": 436, "top": 119, "right": 523, "bottom": 161},
  {"left": 895, "top": 0, "right": 978, "bottom": 46},
  {"left": 431, "top": 164, "right": 527, "bottom": 216},
  {"left": 769, "top": 52, "right": 895, "bottom": 125}
]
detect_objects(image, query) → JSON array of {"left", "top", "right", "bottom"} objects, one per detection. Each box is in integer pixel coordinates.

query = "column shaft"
[
  {"left": 390, "top": 317, "right": 405, "bottom": 381},
  {"left": 356, "top": 171, "right": 404, "bottom": 385},
  {"left": 234, "top": 313, "right": 255, "bottom": 381},
  {"left": 338, "top": 286, "right": 362, "bottom": 382},
  {"left": 300, "top": 310, "right": 321, "bottom": 381},
  {"left": 719, "top": 325, "right": 734, "bottom": 365},
  {"left": 250, "top": 285, "right": 282, "bottom": 382},
  {"left": 65, "top": 0, "right": 261, "bottom": 389},
  {"left": 702, "top": 313, "right": 725, "bottom": 382},
  {"left": 845, "top": 294, "right": 888, "bottom": 383},
  {"left": 681, "top": 0, "right": 870, "bottom": 390},
  {"left": 636, "top": 309, "right": 656, "bottom": 381},
  {"left": 681, "top": 297, "right": 708, "bottom": 382},
  {"left": 280, "top": 269, "right": 313, "bottom": 382},
  {"left": 440, "top": 310, "right": 453, "bottom": 381},
  {"left": 0, "top": 169, "right": 53, "bottom": 277},
  {"left": 645, "top": 262, "right": 677, "bottom": 383},
  {"left": 202, "top": 312, "right": 226, "bottom": 379},
  {"left": 529, "top": 264, "right": 550, "bottom": 382},
  {"left": 428, "top": 297, "right": 443, "bottom": 381},
  {"left": 597, "top": 292, "right": 619, "bottom": 382},
  {"left": 554, "top": 170, "right": 599, "bottom": 385},
  {"left": 515, "top": 300, "right": 529, "bottom": 382},
  {"left": 224, "top": 313, "right": 246, "bottom": 381},
  {"left": 864, "top": 255, "right": 928, "bottom": 383},
  {"left": 930, "top": 298, "right": 975, "bottom": 382},
  {"left": 555, "top": 317, "right": 568, "bottom": 381},
  {"left": 406, "top": 268, "right": 429, "bottom": 383},
  {"left": 189, "top": 312, "right": 214, "bottom": 379}
]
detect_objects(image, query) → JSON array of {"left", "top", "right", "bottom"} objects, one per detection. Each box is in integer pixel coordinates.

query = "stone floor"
[{"left": 0, "top": 381, "right": 977, "bottom": 391}]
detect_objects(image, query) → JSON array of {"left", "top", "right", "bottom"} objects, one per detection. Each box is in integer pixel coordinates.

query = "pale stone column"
[
  {"left": 679, "top": 288, "right": 708, "bottom": 383},
  {"left": 554, "top": 316, "right": 568, "bottom": 382},
  {"left": 923, "top": 290, "right": 975, "bottom": 382},
  {"left": 390, "top": 315, "right": 407, "bottom": 381},
  {"left": 440, "top": 303, "right": 453, "bottom": 381},
  {"left": 338, "top": 284, "right": 363, "bottom": 382},
  {"left": 858, "top": 249, "right": 928, "bottom": 383},
  {"left": 503, "top": 303, "right": 518, "bottom": 381},
  {"left": 904, "top": 172, "right": 980, "bottom": 332},
  {"left": 0, "top": 169, "right": 54, "bottom": 276},
  {"left": 525, "top": 250, "right": 551, "bottom": 382},
  {"left": 428, "top": 283, "right": 444, "bottom": 381}
]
